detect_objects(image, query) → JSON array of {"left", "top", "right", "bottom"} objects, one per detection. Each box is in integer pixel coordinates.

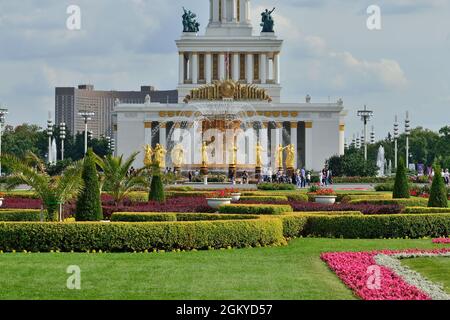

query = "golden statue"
[
  {"left": 154, "top": 143, "right": 167, "bottom": 168},
  {"left": 255, "top": 142, "right": 265, "bottom": 167},
  {"left": 201, "top": 142, "right": 208, "bottom": 166},
  {"left": 285, "top": 144, "right": 296, "bottom": 169},
  {"left": 143, "top": 144, "right": 153, "bottom": 167},
  {"left": 171, "top": 144, "right": 184, "bottom": 167},
  {"left": 276, "top": 144, "right": 284, "bottom": 169},
  {"left": 230, "top": 142, "right": 238, "bottom": 165}
]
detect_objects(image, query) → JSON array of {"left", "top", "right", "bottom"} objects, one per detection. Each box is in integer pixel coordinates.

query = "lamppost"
[
  {"left": 47, "top": 116, "right": 53, "bottom": 164},
  {"left": 370, "top": 126, "right": 375, "bottom": 144},
  {"left": 405, "top": 111, "right": 411, "bottom": 169},
  {"left": 59, "top": 123, "right": 66, "bottom": 161},
  {"left": 357, "top": 105, "right": 374, "bottom": 160},
  {"left": 0, "top": 107, "right": 8, "bottom": 176},
  {"left": 110, "top": 138, "right": 115, "bottom": 156},
  {"left": 78, "top": 110, "right": 95, "bottom": 155},
  {"left": 356, "top": 133, "right": 360, "bottom": 149},
  {"left": 393, "top": 115, "right": 399, "bottom": 168}
]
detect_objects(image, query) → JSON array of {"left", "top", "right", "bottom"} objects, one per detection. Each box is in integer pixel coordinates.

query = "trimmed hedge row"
[
  {"left": 0, "top": 219, "right": 285, "bottom": 252},
  {"left": 257, "top": 183, "right": 296, "bottom": 191},
  {"left": 239, "top": 195, "right": 288, "bottom": 202},
  {"left": 219, "top": 204, "right": 293, "bottom": 215},
  {"left": 403, "top": 207, "right": 450, "bottom": 214},
  {"left": 0, "top": 210, "right": 42, "bottom": 222},
  {"left": 340, "top": 194, "right": 393, "bottom": 203},
  {"left": 295, "top": 211, "right": 363, "bottom": 216},
  {"left": 111, "top": 212, "right": 258, "bottom": 222},
  {"left": 349, "top": 198, "right": 429, "bottom": 207}
]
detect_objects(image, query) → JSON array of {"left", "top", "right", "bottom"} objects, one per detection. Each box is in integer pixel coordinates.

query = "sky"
[{"left": 0, "top": 0, "right": 449, "bottom": 140}]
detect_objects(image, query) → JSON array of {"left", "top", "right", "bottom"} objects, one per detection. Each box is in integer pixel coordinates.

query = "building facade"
[
  {"left": 114, "top": 0, "right": 347, "bottom": 171},
  {"left": 55, "top": 85, "right": 177, "bottom": 138}
]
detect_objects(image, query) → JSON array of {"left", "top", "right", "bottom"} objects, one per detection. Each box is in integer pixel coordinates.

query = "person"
[
  {"left": 327, "top": 169, "right": 333, "bottom": 185},
  {"left": 230, "top": 170, "right": 236, "bottom": 185},
  {"left": 268, "top": 168, "right": 273, "bottom": 183},
  {"left": 319, "top": 170, "right": 323, "bottom": 186},
  {"left": 242, "top": 171, "right": 249, "bottom": 184},
  {"left": 306, "top": 172, "right": 311, "bottom": 186},
  {"left": 295, "top": 170, "right": 301, "bottom": 188},
  {"left": 444, "top": 168, "right": 449, "bottom": 185},
  {"left": 188, "top": 171, "right": 193, "bottom": 182},
  {"left": 301, "top": 167, "right": 306, "bottom": 188}
]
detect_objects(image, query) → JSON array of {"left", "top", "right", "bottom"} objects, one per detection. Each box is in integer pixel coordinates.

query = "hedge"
[
  {"left": 278, "top": 214, "right": 309, "bottom": 238},
  {"left": 349, "top": 198, "right": 429, "bottom": 207},
  {"left": 286, "top": 194, "right": 309, "bottom": 202},
  {"left": 0, "top": 219, "right": 285, "bottom": 252},
  {"left": 219, "top": 204, "right": 293, "bottom": 215},
  {"left": 403, "top": 207, "right": 450, "bottom": 214},
  {"left": 111, "top": 212, "right": 258, "bottom": 222},
  {"left": 340, "top": 194, "right": 393, "bottom": 203},
  {"left": 303, "top": 214, "right": 450, "bottom": 239},
  {"left": 257, "top": 183, "right": 296, "bottom": 191},
  {"left": 294, "top": 211, "right": 363, "bottom": 216},
  {"left": 0, "top": 210, "right": 42, "bottom": 222},
  {"left": 239, "top": 195, "right": 289, "bottom": 202}
]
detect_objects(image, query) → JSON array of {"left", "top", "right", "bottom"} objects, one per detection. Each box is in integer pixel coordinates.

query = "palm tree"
[
  {"left": 94, "top": 152, "right": 146, "bottom": 206},
  {"left": 2, "top": 152, "right": 83, "bottom": 221}
]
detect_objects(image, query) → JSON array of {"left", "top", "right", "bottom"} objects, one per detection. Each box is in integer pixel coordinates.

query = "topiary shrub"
[
  {"left": 428, "top": 165, "right": 449, "bottom": 208},
  {"left": 0, "top": 209, "right": 42, "bottom": 221},
  {"left": 219, "top": 204, "right": 293, "bottom": 215},
  {"left": 75, "top": 149, "right": 103, "bottom": 221},
  {"left": 149, "top": 164, "right": 166, "bottom": 203},
  {"left": 393, "top": 158, "right": 410, "bottom": 199}
]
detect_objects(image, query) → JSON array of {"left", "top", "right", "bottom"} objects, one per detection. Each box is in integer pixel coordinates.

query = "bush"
[
  {"left": 393, "top": 159, "right": 410, "bottom": 199},
  {"left": 290, "top": 202, "right": 402, "bottom": 215},
  {"left": 149, "top": 165, "right": 166, "bottom": 203},
  {"left": 278, "top": 214, "right": 309, "bottom": 238},
  {"left": 0, "top": 219, "right": 285, "bottom": 252},
  {"left": 126, "top": 192, "right": 150, "bottom": 203},
  {"left": 403, "top": 207, "right": 450, "bottom": 214},
  {"left": 286, "top": 194, "right": 309, "bottom": 202},
  {"left": 239, "top": 196, "right": 288, "bottom": 203},
  {"left": 111, "top": 212, "right": 258, "bottom": 222},
  {"left": 294, "top": 211, "right": 363, "bottom": 216},
  {"left": 340, "top": 194, "right": 393, "bottom": 203},
  {"left": 428, "top": 165, "right": 449, "bottom": 208},
  {"left": 75, "top": 149, "right": 103, "bottom": 221},
  {"left": 166, "top": 191, "right": 211, "bottom": 198},
  {"left": 304, "top": 214, "right": 450, "bottom": 239},
  {"left": 219, "top": 204, "right": 293, "bottom": 215},
  {"left": 349, "top": 198, "right": 428, "bottom": 207},
  {"left": 374, "top": 183, "right": 395, "bottom": 192},
  {"left": 257, "top": 183, "right": 296, "bottom": 191},
  {"left": 0, "top": 209, "right": 42, "bottom": 221}
]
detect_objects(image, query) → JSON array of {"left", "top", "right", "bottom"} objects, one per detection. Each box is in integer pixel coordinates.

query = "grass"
[
  {"left": 402, "top": 257, "right": 450, "bottom": 294},
  {"left": 0, "top": 238, "right": 444, "bottom": 300}
]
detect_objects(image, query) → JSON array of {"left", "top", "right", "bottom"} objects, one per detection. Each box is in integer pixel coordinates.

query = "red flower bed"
[
  {"left": 433, "top": 238, "right": 450, "bottom": 244},
  {"left": 290, "top": 202, "right": 403, "bottom": 215},
  {"left": 2, "top": 197, "right": 42, "bottom": 209}
]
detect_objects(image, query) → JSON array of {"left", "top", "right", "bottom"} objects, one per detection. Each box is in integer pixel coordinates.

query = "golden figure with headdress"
[
  {"left": 171, "top": 143, "right": 185, "bottom": 167},
  {"left": 276, "top": 144, "right": 284, "bottom": 169},
  {"left": 230, "top": 141, "right": 238, "bottom": 165},
  {"left": 285, "top": 144, "right": 295, "bottom": 169},
  {"left": 201, "top": 142, "right": 208, "bottom": 166},
  {"left": 255, "top": 142, "right": 265, "bottom": 167},
  {"left": 154, "top": 143, "right": 167, "bottom": 168},
  {"left": 144, "top": 144, "right": 153, "bottom": 167}
]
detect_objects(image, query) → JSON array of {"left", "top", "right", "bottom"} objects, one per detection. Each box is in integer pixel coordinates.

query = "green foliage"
[
  {"left": 219, "top": 204, "right": 293, "bottom": 215},
  {"left": 149, "top": 165, "right": 166, "bottom": 203},
  {"left": 0, "top": 210, "right": 42, "bottom": 221},
  {"left": 393, "top": 158, "right": 410, "bottom": 199},
  {"left": 111, "top": 212, "right": 257, "bottom": 222},
  {"left": 0, "top": 219, "right": 285, "bottom": 252},
  {"left": 428, "top": 165, "right": 449, "bottom": 208},
  {"left": 327, "top": 149, "right": 378, "bottom": 177},
  {"left": 303, "top": 214, "right": 450, "bottom": 239},
  {"left": 374, "top": 183, "right": 395, "bottom": 192},
  {"left": 239, "top": 195, "right": 289, "bottom": 202},
  {"left": 286, "top": 194, "right": 309, "bottom": 202},
  {"left": 339, "top": 194, "right": 393, "bottom": 203},
  {"left": 403, "top": 207, "right": 450, "bottom": 214},
  {"left": 349, "top": 198, "right": 428, "bottom": 207},
  {"left": 75, "top": 150, "right": 103, "bottom": 221},
  {"left": 257, "top": 183, "right": 296, "bottom": 191},
  {"left": 46, "top": 159, "right": 74, "bottom": 176},
  {"left": 1, "top": 152, "right": 83, "bottom": 221}
]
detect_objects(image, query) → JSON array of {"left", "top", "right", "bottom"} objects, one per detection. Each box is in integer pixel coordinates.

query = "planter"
[
  {"left": 0, "top": 198, "right": 3, "bottom": 207},
  {"left": 314, "top": 195, "right": 337, "bottom": 204},
  {"left": 206, "top": 198, "right": 232, "bottom": 209},
  {"left": 231, "top": 193, "right": 241, "bottom": 201}
]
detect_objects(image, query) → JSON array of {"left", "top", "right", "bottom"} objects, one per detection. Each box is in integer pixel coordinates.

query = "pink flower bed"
[
  {"left": 321, "top": 249, "right": 450, "bottom": 300},
  {"left": 433, "top": 238, "right": 450, "bottom": 244}
]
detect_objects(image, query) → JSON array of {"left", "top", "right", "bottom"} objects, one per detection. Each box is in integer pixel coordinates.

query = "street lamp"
[
  {"left": 357, "top": 105, "right": 374, "bottom": 160},
  {"left": 356, "top": 133, "right": 360, "bottom": 149},
  {"left": 47, "top": 116, "right": 53, "bottom": 164},
  {"left": 393, "top": 115, "right": 399, "bottom": 168},
  {"left": 0, "top": 107, "right": 8, "bottom": 176},
  {"left": 110, "top": 138, "right": 115, "bottom": 156},
  {"left": 370, "top": 126, "right": 375, "bottom": 144},
  {"left": 78, "top": 110, "right": 95, "bottom": 155},
  {"left": 405, "top": 111, "right": 411, "bottom": 169},
  {"left": 59, "top": 123, "right": 66, "bottom": 161}
]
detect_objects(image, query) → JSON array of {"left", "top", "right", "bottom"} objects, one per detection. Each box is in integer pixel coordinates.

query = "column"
[
  {"left": 213, "top": 0, "right": 220, "bottom": 22},
  {"left": 274, "top": 52, "right": 280, "bottom": 84},
  {"left": 178, "top": 53, "right": 184, "bottom": 85},
  {"left": 205, "top": 53, "right": 212, "bottom": 84},
  {"left": 232, "top": 53, "right": 239, "bottom": 81},
  {"left": 291, "top": 122, "right": 298, "bottom": 168},
  {"left": 159, "top": 122, "right": 167, "bottom": 149},
  {"left": 144, "top": 122, "right": 152, "bottom": 146},
  {"left": 271, "top": 122, "right": 283, "bottom": 169},
  {"left": 192, "top": 53, "right": 198, "bottom": 84},
  {"left": 305, "top": 121, "right": 313, "bottom": 169},
  {"left": 231, "top": 0, "right": 237, "bottom": 21},
  {"left": 339, "top": 124, "right": 345, "bottom": 155},
  {"left": 260, "top": 53, "right": 267, "bottom": 84},
  {"left": 260, "top": 122, "right": 269, "bottom": 167},
  {"left": 221, "top": 0, "right": 227, "bottom": 22},
  {"left": 240, "top": 0, "right": 248, "bottom": 23},
  {"left": 246, "top": 53, "right": 253, "bottom": 84},
  {"left": 188, "top": 53, "right": 193, "bottom": 81},
  {"left": 219, "top": 53, "right": 226, "bottom": 80}
]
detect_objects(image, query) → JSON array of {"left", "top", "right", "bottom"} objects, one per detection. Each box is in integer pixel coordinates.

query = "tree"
[
  {"left": 428, "top": 165, "right": 448, "bottom": 208},
  {"left": 393, "top": 158, "right": 410, "bottom": 199},
  {"left": 149, "top": 164, "right": 166, "bottom": 203},
  {"left": 327, "top": 148, "right": 378, "bottom": 177},
  {"left": 2, "top": 152, "right": 83, "bottom": 221},
  {"left": 94, "top": 152, "right": 145, "bottom": 206},
  {"left": 75, "top": 149, "right": 103, "bottom": 221}
]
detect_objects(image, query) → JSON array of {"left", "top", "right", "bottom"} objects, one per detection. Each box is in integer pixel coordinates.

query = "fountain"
[{"left": 376, "top": 146, "right": 386, "bottom": 177}]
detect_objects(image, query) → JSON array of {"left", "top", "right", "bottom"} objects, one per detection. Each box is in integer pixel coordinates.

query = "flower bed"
[
  {"left": 433, "top": 238, "right": 450, "bottom": 244},
  {"left": 2, "top": 197, "right": 42, "bottom": 209},
  {"left": 290, "top": 202, "right": 403, "bottom": 215},
  {"left": 321, "top": 249, "right": 450, "bottom": 300}
]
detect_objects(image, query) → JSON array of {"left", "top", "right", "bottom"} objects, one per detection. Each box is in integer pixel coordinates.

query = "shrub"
[
  {"left": 75, "top": 149, "right": 103, "bottom": 221},
  {"left": 428, "top": 165, "right": 449, "bottom": 208},
  {"left": 278, "top": 214, "right": 309, "bottom": 238},
  {"left": 149, "top": 165, "right": 166, "bottom": 203},
  {"left": 374, "top": 183, "right": 395, "bottom": 192},
  {"left": 257, "top": 183, "right": 295, "bottom": 191},
  {"left": 294, "top": 211, "right": 363, "bottom": 216},
  {"left": 286, "top": 194, "right": 309, "bottom": 202},
  {"left": 219, "top": 204, "right": 293, "bottom": 215},
  {"left": 349, "top": 198, "right": 428, "bottom": 207},
  {"left": 111, "top": 212, "right": 258, "bottom": 222},
  {"left": 166, "top": 191, "right": 211, "bottom": 198},
  {"left": 0, "top": 209, "right": 42, "bottom": 221},
  {"left": 403, "top": 207, "right": 450, "bottom": 214},
  {"left": 0, "top": 219, "right": 285, "bottom": 252},
  {"left": 126, "top": 192, "right": 150, "bottom": 203},
  {"left": 340, "top": 194, "right": 393, "bottom": 203},
  {"left": 239, "top": 196, "right": 288, "bottom": 203},
  {"left": 290, "top": 202, "right": 403, "bottom": 215},
  {"left": 304, "top": 214, "right": 450, "bottom": 239},
  {"left": 393, "top": 159, "right": 410, "bottom": 199},
  {"left": 2, "top": 197, "right": 42, "bottom": 209}
]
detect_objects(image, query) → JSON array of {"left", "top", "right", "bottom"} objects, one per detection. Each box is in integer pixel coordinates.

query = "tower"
[{"left": 176, "top": 0, "right": 283, "bottom": 103}]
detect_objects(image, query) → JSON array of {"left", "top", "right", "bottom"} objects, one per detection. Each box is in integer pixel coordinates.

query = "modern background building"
[{"left": 55, "top": 85, "right": 177, "bottom": 138}]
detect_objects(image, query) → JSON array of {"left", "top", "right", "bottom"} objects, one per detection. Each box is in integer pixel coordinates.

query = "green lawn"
[
  {"left": 402, "top": 257, "right": 450, "bottom": 294},
  {"left": 0, "top": 238, "right": 445, "bottom": 300}
]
